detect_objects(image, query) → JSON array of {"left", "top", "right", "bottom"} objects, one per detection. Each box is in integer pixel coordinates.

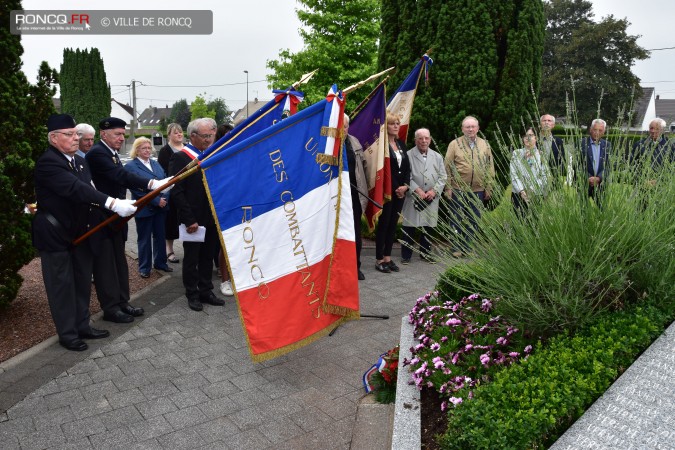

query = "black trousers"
[
  {"left": 182, "top": 225, "right": 217, "bottom": 300},
  {"left": 93, "top": 232, "right": 131, "bottom": 314},
  {"left": 352, "top": 194, "right": 363, "bottom": 269},
  {"left": 41, "top": 245, "right": 93, "bottom": 341},
  {"left": 375, "top": 196, "right": 404, "bottom": 260}
]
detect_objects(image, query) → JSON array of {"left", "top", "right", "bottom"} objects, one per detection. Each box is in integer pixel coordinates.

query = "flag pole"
[
  {"left": 343, "top": 67, "right": 395, "bottom": 95},
  {"left": 105, "top": 71, "right": 322, "bottom": 232},
  {"left": 72, "top": 165, "right": 201, "bottom": 246}
]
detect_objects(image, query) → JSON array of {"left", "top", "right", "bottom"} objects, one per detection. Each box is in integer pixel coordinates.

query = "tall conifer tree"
[
  {"left": 0, "top": 1, "right": 57, "bottom": 306},
  {"left": 60, "top": 48, "right": 111, "bottom": 128},
  {"left": 378, "top": 0, "right": 545, "bottom": 150}
]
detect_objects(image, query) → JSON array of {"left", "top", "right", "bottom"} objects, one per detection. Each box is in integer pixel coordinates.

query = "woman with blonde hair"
[
  {"left": 375, "top": 113, "right": 411, "bottom": 273},
  {"left": 125, "top": 137, "right": 172, "bottom": 277}
]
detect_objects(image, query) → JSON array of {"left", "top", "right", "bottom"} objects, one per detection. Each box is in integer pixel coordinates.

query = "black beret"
[
  {"left": 47, "top": 114, "right": 76, "bottom": 132},
  {"left": 99, "top": 117, "right": 127, "bottom": 130}
]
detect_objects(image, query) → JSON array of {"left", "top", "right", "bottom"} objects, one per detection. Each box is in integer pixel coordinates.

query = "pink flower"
[
  {"left": 524, "top": 345, "right": 533, "bottom": 354},
  {"left": 496, "top": 336, "right": 508, "bottom": 345},
  {"left": 432, "top": 356, "right": 444, "bottom": 369},
  {"left": 449, "top": 396, "right": 463, "bottom": 405},
  {"left": 441, "top": 336, "right": 448, "bottom": 343},
  {"left": 445, "top": 318, "right": 462, "bottom": 326},
  {"left": 480, "top": 353, "right": 490, "bottom": 366},
  {"left": 481, "top": 299, "right": 492, "bottom": 312},
  {"left": 509, "top": 352, "right": 520, "bottom": 358},
  {"left": 452, "top": 353, "right": 460, "bottom": 365},
  {"left": 441, "top": 401, "right": 448, "bottom": 411},
  {"left": 430, "top": 343, "right": 441, "bottom": 352},
  {"left": 414, "top": 362, "right": 428, "bottom": 376},
  {"left": 464, "top": 343, "right": 473, "bottom": 352}
]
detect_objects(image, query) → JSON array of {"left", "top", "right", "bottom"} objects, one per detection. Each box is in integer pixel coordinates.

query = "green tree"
[
  {"left": 168, "top": 99, "right": 191, "bottom": 129},
  {"left": 59, "top": 48, "right": 111, "bottom": 128},
  {"left": 378, "top": 0, "right": 545, "bottom": 150},
  {"left": 267, "top": 0, "right": 381, "bottom": 110},
  {"left": 207, "top": 97, "right": 232, "bottom": 125},
  {"left": 0, "top": 1, "right": 58, "bottom": 307},
  {"left": 190, "top": 94, "right": 216, "bottom": 121},
  {"left": 540, "top": 0, "right": 649, "bottom": 126}
]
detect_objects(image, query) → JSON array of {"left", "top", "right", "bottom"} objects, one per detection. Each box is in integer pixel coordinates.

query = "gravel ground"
[{"left": 0, "top": 256, "right": 161, "bottom": 363}]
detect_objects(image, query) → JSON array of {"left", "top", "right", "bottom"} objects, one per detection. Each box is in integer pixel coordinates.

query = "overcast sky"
[{"left": 18, "top": 0, "right": 675, "bottom": 116}]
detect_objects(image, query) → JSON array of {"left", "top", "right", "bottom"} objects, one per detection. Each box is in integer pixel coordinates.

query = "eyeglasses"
[
  {"left": 54, "top": 131, "right": 77, "bottom": 138},
  {"left": 524, "top": 134, "right": 536, "bottom": 140},
  {"left": 192, "top": 132, "right": 214, "bottom": 139}
]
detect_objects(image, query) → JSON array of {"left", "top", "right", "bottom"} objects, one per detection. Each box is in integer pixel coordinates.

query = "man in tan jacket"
[{"left": 444, "top": 116, "right": 495, "bottom": 257}]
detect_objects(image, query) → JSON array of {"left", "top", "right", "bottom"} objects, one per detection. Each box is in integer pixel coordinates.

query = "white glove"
[
  {"left": 148, "top": 177, "right": 174, "bottom": 193},
  {"left": 106, "top": 198, "right": 137, "bottom": 217}
]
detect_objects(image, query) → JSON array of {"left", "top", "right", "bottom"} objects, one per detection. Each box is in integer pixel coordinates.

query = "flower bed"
[{"left": 406, "top": 291, "right": 673, "bottom": 448}]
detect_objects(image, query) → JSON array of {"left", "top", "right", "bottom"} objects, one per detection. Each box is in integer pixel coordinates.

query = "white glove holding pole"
[
  {"left": 148, "top": 177, "right": 174, "bottom": 193},
  {"left": 105, "top": 197, "right": 137, "bottom": 217}
]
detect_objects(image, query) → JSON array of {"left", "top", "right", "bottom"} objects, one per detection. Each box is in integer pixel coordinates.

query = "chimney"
[{"left": 656, "top": 95, "right": 660, "bottom": 100}]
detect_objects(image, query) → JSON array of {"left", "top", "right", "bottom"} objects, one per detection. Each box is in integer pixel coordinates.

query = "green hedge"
[{"left": 438, "top": 302, "right": 673, "bottom": 449}]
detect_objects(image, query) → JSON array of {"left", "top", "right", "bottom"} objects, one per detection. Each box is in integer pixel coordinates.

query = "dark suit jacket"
[
  {"left": 389, "top": 139, "right": 411, "bottom": 191},
  {"left": 631, "top": 136, "right": 674, "bottom": 171},
  {"left": 580, "top": 137, "right": 610, "bottom": 180},
  {"left": 168, "top": 150, "right": 215, "bottom": 228},
  {"left": 86, "top": 141, "right": 151, "bottom": 199},
  {"left": 542, "top": 135, "right": 566, "bottom": 177},
  {"left": 86, "top": 141, "right": 153, "bottom": 238},
  {"left": 33, "top": 146, "right": 108, "bottom": 252},
  {"left": 124, "top": 158, "right": 168, "bottom": 219}
]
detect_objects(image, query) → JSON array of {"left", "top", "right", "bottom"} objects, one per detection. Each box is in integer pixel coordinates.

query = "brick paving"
[{"left": 0, "top": 223, "right": 441, "bottom": 449}]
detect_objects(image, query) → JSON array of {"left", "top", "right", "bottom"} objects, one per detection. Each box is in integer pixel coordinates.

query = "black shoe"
[
  {"left": 80, "top": 328, "right": 110, "bottom": 340},
  {"left": 121, "top": 304, "right": 144, "bottom": 317},
  {"left": 375, "top": 263, "right": 391, "bottom": 273},
  {"left": 167, "top": 252, "right": 180, "bottom": 263},
  {"left": 201, "top": 292, "right": 225, "bottom": 306},
  {"left": 140, "top": 272, "right": 150, "bottom": 278},
  {"left": 388, "top": 261, "right": 400, "bottom": 272},
  {"left": 59, "top": 338, "right": 88, "bottom": 351},
  {"left": 188, "top": 298, "right": 203, "bottom": 311},
  {"left": 103, "top": 310, "right": 134, "bottom": 323},
  {"left": 358, "top": 270, "right": 365, "bottom": 281},
  {"left": 154, "top": 266, "right": 173, "bottom": 273},
  {"left": 401, "top": 258, "right": 410, "bottom": 265}
]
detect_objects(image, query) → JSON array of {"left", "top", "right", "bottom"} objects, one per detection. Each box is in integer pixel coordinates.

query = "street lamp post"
[{"left": 243, "top": 70, "right": 249, "bottom": 118}]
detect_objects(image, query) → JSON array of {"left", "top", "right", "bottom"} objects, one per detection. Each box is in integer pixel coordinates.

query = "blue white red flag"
[
  {"left": 200, "top": 85, "right": 359, "bottom": 362},
  {"left": 387, "top": 53, "right": 433, "bottom": 142},
  {"left": 199, "top": 88, "right": 304, "bottom": 161},
  {"left": 349, "top": 82, "right": 389, "bottom": 230}
]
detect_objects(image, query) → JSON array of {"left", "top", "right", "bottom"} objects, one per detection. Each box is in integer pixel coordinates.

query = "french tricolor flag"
[
  {"left": 201, "top": 86, "right": 359, "bottom": 362},
  {"left": 387, "top": 53, "right": 433, "bottom": 142}
]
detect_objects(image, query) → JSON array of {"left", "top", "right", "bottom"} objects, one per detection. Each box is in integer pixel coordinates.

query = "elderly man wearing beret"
[
  {"left": 33, "top": 114, "right": 138, "bottom": 351},
  {"left": 86, "top": 117, "right": 173, "bottom": 323}
]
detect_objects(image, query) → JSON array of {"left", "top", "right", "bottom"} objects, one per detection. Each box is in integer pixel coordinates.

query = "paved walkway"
[{"left": 0, "top": 223, "right": 441, "bottom": 449}]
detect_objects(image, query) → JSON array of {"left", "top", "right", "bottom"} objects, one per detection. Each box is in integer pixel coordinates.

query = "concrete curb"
[
  {"left": 0, "top": 274, "right": 169, "bottom": 374},
  {"left": 391, "top": 316, "right": 421, "bottom": 449}
]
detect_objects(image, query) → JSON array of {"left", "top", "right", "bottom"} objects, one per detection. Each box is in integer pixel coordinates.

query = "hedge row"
[{"left": 438, "top": 302, "right": 673, "bottom": 449}]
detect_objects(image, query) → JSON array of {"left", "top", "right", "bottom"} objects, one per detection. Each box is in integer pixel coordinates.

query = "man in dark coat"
[
  {"left": 169, "top": 118, "right": 225, "bottom": 311},
  {"left": 580, "top": 118, "right": 610, "bottom": 208},
  {"left": 631, "top": 118, "right": 674, "bottom": 174},
  {"left": 33, "top": 114, "right": 137, "bottom": 351},
  {"left": 539, "top": 114, "right": 566, "bottom": 181},
  {"left": 86, "top": 117, "right": 172, "bottom": 323}
]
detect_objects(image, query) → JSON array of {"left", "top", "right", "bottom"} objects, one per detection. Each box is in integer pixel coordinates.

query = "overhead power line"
[
  {"left": 646, "top": 46, "right": 675, "bottom": 51},
  {"left": 138, "top": 79, "right": 267, "bottom": 88}
]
